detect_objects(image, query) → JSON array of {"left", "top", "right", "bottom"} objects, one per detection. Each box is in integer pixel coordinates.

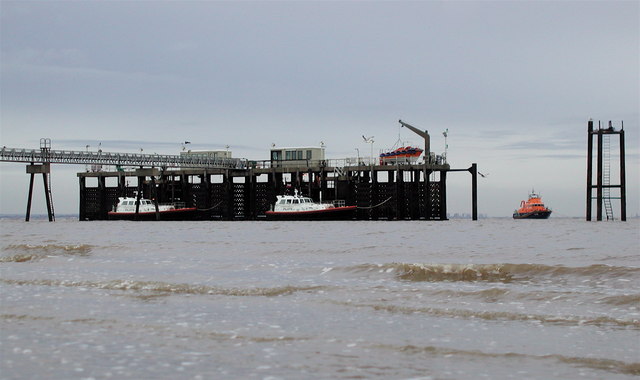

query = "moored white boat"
[
  {"left": 108, "top": 197, "right": 197, "bottom": 221},
  {"left": 265, "top": 191, "right": 356, "bottom": 220}
]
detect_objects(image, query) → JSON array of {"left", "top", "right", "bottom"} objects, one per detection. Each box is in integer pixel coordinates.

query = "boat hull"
[
  {"left": 265, "top": 206, "right": 357, "bottom": 221},
  {"left": 107, "top": 208, "right": 198, "bottom": 221},
  {"left": 513, "top": 210, "right": 552, "bottom": 219}
]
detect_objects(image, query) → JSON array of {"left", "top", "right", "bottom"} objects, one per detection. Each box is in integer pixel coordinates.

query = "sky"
[{"left": 1, "top": 0, "right": 638, "bottom": 217}]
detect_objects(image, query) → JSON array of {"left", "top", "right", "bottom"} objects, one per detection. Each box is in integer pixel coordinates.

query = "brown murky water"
[{"left": 1, "top": 218, "right": 638, "bottom": 379}]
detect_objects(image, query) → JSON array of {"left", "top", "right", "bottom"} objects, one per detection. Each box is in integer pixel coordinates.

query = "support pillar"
[
  {"left": 586, "top": 120, "right": 593, "bottom": 221},
  {"left": 249, "top": 174, "right": 256, "bottom": 219},
  {"left": 135, "top": 175, "right": 143, "bottom": 220},
  {"left": 424, "top": 167, "right": 431, "bottom": 220},
  {"left": 225, "top": 170, "right": 233, "bottom": 220},
  {"left": 151, "top": 176, "right": 160, "bottom": 221},
  {"left": 97, "top": 176, "right": 106, "bottom": 220},
  {"left": 620, "top": 128, "right": 626, "bottom": 221},
  {"left": 25, "top": 163, "right": 53, "bottom": 222},
  {"left": 42, "top": 173, "right": 54, "bottom": 221},
  {"left": 25, "top": 172, "right": 35, "bottom": 222},
  {"left": 79, "top": 176, "right": 86, "bottom": 221},
  {"left": 118, "top": 172, "right": 126, "bottom": 197},
  {"left": 440, "top": 170, "right": 447, "bottom": 220},
  {"left": 471, "top": 163, "right": 478, "bottom": 221},
  {"left": 395, "top": 168, "right": 403, "bottom": 220},
  {"left": 371, "top": 169, "right": 378, "bottom": 220},
  {"left": 596, "top": 126, "right": 603, "bottom": 221}
]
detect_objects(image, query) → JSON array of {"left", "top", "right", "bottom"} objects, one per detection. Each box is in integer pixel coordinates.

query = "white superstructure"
[{"left": 112, "top": 197, "right": 177, "bottom": 213}]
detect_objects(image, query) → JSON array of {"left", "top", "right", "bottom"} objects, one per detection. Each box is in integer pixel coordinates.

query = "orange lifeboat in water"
[{"left": 513, "top": 190, "right": 552, "bottom": 219}]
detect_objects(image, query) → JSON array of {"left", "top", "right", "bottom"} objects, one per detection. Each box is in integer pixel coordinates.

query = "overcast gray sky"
[{"left": 1, "top": 1, "right": 638, "bottom": 217}]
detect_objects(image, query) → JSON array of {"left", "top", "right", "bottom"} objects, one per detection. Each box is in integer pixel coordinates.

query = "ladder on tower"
[
  {"left": 603, "top": 134, "right": 614, "bottom": 220},
  {"left": 45, "top": 172, "right": 56, "bottom": 221}
]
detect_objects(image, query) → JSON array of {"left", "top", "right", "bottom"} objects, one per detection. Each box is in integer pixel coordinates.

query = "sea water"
[{"left": 1, "top": 218, "right": 638, "bottom": 379}]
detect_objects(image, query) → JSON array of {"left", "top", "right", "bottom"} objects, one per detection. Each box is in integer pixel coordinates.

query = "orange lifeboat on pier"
[
  {"left": 379, "top": 146, "right": 423, "bottom": 165},
  {"left": 513, "top": 190, "right": 552, "bottom": 219}
]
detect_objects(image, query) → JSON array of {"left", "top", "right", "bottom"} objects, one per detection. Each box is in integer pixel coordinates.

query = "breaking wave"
[
  {"left": 334, "top": 301, "right": 640, "bottom": 329},
  {"left": 338, "top": 263, "right": 640, "bottom": 283},
  {"left": 0, "top": 244, "right": 93, "bottom": 262},
  {"left": 0, "top": 278, "right": 326, "bottom": 297},
  {"left": 383, "top": 344, "right": 640, "bottom": 376},
  {"left": 599, "top": 293, "right": 640, "bottom": 306},
  {"left": 429, "top": 287, "right": 512, "bottom": 301}
]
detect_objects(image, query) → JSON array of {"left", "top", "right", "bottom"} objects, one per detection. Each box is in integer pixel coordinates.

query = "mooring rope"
[
  {"left": 356, "top": 197, "right": 393, "bottom": 210},
  {"left": 197, "top": 201, "right": 224, "bottom": 211}
]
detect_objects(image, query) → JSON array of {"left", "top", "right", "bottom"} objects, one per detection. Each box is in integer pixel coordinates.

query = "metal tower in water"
[
  {"left": 586, "top": 120, "right": 626, "bottom": 221},
  {"left": 25, "top": 138, "right": 56, "bottom": 221}
]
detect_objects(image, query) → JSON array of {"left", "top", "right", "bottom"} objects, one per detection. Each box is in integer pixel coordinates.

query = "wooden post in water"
[
  {"left": 79, "top": 176, "right": 86, "bottom": 221},
  {"left": 25, "top": 170, "right": 35, "bottom": 222},
  {"left": 440, "top": 170, "right": 447, "bottom": 220},
  {"left": 619, "top": 126, "right": 626, "bottom": 221},
  {"left": 470, "top": 163, "right": 478, "bottom": 221},
  {"left": 596, "top": 123, "right": 603, "bottom": 221}
]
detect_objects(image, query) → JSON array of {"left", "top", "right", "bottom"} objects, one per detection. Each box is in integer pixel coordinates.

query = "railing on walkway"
[
  {"left": 0, "top": 147, "right": 247, "bottom": 169},
  {"left": 249, "top": 155, "right": 445, "bottom": 170},
  {"left": 2, "top": 147, "right": 447, "bottom": 171}
]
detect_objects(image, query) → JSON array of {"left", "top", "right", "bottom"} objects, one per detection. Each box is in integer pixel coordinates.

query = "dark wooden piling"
[
  {"left": 596, "top": 126, "right": 603, "bottom": 221},
  {"left": 25, "top": 169, "right": 35, "bottom": 222},
  {"left": 471, "top": 163, "right": 478, "bottom": 221},
  {"left": 619, "top": 126, "right": 626, "bottom": 221},
  {"left": 586, "top": 119, "right": 593, "bottom": 221},
  {"left": 26, "top": 163, "right": 54, "bottom": 222}
]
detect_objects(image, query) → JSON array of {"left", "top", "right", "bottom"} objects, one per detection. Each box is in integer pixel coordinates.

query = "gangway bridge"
[
  {"left": 0, "top": 146, "right": 247, "bottom": 169},
  {"left": 0, "top": 140, "right": 247, "bottom": 222}
]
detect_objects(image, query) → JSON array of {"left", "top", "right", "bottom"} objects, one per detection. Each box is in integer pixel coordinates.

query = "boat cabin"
[{"left": 276, "top": 196, "right": 315, "bottom": 205}]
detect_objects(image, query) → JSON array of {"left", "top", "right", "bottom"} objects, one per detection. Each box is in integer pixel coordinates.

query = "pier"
[
  {"left": 1, "top": 122, "right": 480, "bottom": 221},
  {"left": 76, "top": 160, "right": 461, "bottom": 221}
]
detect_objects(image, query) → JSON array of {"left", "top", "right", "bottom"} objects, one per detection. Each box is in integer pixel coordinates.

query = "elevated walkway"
[{"left": 1, "top": 146, "right": 246, "bottom": 169}]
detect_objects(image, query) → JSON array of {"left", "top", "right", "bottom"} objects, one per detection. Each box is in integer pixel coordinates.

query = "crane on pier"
[{"left": 398, "top": 120, "right": 430, "bottom": 163}]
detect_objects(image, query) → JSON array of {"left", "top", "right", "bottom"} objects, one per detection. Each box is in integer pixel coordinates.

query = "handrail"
[
  {"left": 0, "top": 147, "right": 247, "bottom": 169},
  {"left": 2, "top": 147, "right": 447, "bottom": 170}
]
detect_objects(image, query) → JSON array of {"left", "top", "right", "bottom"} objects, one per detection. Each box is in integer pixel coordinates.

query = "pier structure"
[
  {"left": 1, "top": 121, "right": 480, "bottom": 221},
  {"left": 77, "top": 158, "right": 459, "bottom": 221},
  {"left": 586, "top": 119, "right": 626, "bottom": 221},
  {"left": 1, "top": 143, "right": 243, "bottom": 222},
  {"left": 24, "top": 139, "right": 56, "bottom": 222}
]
